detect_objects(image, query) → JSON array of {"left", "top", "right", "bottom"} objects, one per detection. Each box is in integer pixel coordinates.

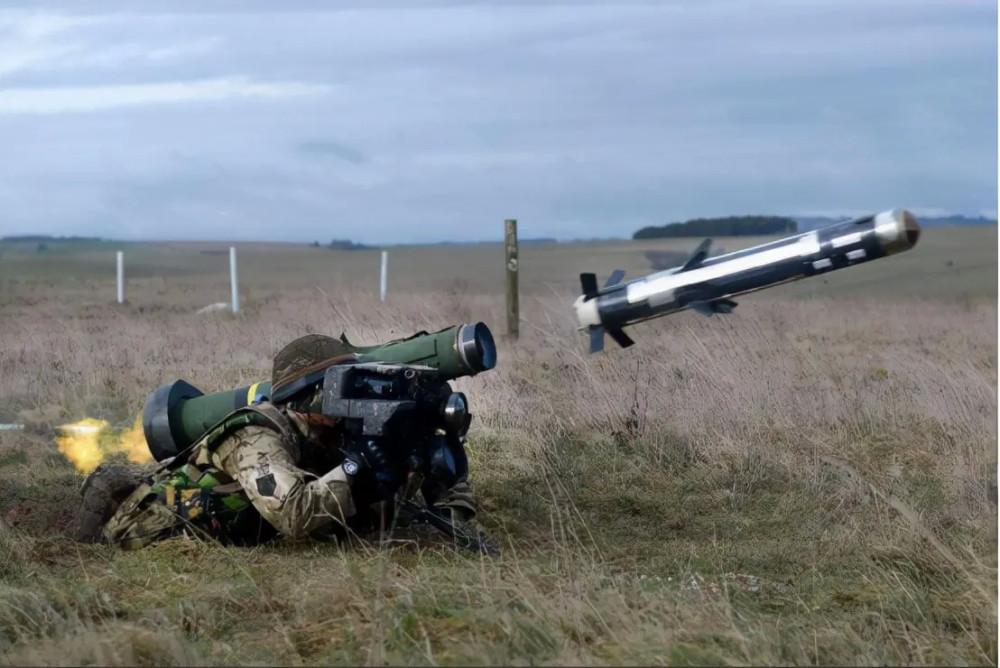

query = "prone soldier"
[{"left": 76, "top": 334, "right": 482, "bottom": 550}]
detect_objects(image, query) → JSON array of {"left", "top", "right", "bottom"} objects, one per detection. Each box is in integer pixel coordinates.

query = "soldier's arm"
[{"left": 211, "top": 425, "right": 358, "bottom": 539}]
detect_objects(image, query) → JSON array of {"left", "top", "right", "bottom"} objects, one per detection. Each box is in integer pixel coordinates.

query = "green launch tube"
[
  {"left": 141, "top": 379, "right": 273, "bottom": 461},
  {"left": 175, "top": 380, "right": 273, "bottom": 441},
  {"left": 352, "top": 322, "right": 497, "bottom": 378},
  {"left": 141, "top": 322, "right": 497, "bottom": 462}
]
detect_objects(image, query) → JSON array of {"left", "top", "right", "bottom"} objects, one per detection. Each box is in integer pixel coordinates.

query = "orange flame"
[
  {"left": 117, "top": 414, "right": 151, "bottom": 465},
  {"left": 55, "top": 417, "right": 107, "bottom": 474},
  {"left": 56, "top": 414, "right": 152, "bottom": 474}
]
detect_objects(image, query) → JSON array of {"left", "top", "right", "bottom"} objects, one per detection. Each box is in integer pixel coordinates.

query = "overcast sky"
[{"left": 0, "top": 0, "right": 996, "bottom": 244}]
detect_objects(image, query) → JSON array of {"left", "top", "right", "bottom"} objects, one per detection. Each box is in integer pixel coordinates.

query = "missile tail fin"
[
  {"left": 604, "top": 269, "right": 626, "bottom": 287},
  {"left": 582, "top": 270, "right": 625, "bottom": 301},
  {"left": 580, "top": 273, "right": 599, "bottom": 300},
  {"left": 607, "top": 327, "right": 635, "bottom": 348},
  {"left": 679, "top": 238, "right": 713, "bottom": 272},
  {"left": 713, "top": 298, "right": 738, "bottom": 313},
  {"left": 690, "top": 298, "right": 739, "bottom": 316},
  {"left": 589, "top": 327, "right": 605, "bottom": 353},
  {"left": 690, "top": 301, "right": 715, "bottom": 316},
  {"left": 587, "top": 325, "right": 633, "bottom": 353}
]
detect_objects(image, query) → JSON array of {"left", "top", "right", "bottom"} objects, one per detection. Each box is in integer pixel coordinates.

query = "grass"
[
  {"left": 1, "top": 225, "right": 996, "bottom": 303},
  {"left": 0, "top": 230, "right": 995, "bottom": 665}
]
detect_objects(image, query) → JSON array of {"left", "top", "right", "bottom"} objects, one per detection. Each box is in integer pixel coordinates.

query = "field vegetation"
[{"left": 0, "top": 227, "right": 995, "bottom": 665}]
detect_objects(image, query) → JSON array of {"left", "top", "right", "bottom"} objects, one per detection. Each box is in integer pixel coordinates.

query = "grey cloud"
[
  {"left": 0, "top": 1, "right": 994, "bottom": 243},
  {"left": 296, "top": 141, "right": 367, "bottom": 165}
]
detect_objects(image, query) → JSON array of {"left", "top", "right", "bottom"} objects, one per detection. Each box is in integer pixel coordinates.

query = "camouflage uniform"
[{"left": 84, "top": 334, "right": 478, "bottom": 549}]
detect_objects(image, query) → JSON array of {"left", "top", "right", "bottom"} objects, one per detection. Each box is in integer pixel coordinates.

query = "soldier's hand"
[{"left": 341, "top": 439, "right": 403, "bottom": 501}]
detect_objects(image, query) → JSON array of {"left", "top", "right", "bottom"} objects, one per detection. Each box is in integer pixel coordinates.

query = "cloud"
[
  {"left": 0, "top": 12, "right": 96, "bottom": 78},
  {"left": 296, "top": 140, "right": 368, "bottom": 164},
  {"left": 0, "top": 76, "right": 333, "bottom": 114},
  {"left": 0, "top": 1, "right": 993, "bottom": 243}
]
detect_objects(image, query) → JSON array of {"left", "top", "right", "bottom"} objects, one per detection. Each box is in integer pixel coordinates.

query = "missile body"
[{"left": 574, "top": 209, "right": 921, "bottom": 352}]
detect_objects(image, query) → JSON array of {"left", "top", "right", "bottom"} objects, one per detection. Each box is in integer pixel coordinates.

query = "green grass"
[
  {"left": 0, "top": 425, "right": 993, "bottom": 665},
  {"left": 0, "top": 231, "right": 995, "bottom": 665}
]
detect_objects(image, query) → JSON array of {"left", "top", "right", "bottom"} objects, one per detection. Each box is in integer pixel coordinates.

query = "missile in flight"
[{"left": 573, "top": 208, "right": 921, "bottom": 353}]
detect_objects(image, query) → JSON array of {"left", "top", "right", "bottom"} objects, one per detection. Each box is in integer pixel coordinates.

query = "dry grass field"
[{"left": 0, "top": 226, "right": 996, "bottom": 665}]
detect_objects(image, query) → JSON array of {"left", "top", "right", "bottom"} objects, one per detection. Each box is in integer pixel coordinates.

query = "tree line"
[
  {"left": 633, "top": 216, "right": 798, "bottom": 239},
  {"left": 1, "top": 235, "right": 104, "bottom": 242}
]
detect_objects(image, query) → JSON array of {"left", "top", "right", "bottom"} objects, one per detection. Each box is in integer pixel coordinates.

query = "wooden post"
[{"left": 505, "top": 219, "right": 519, "bottom": 339}]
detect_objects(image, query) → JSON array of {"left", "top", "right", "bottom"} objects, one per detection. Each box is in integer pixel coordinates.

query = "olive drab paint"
[{"left": 140, "top": 322, "right": 498, "bottom": 462}]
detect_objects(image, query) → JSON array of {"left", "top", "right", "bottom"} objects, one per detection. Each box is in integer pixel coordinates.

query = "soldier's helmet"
[{"left": 271, "top": 334, "right": 357, "bottom": 403}]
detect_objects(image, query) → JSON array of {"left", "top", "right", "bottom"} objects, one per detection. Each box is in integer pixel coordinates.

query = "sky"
[{"left": 0, "top": 0, "right": 996, "bottom": 244}]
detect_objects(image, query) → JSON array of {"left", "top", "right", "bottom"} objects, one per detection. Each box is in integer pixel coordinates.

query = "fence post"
[
  {"left": 380, "top": 250, "right": 388, "bottom": 301},
  {"left": 229, "top": 246, "right": 240, "bottom": 314},
  {"left": 116, "top": 251, "right": 124, "bottom": 304},
  {"left": 505, "top": 219, "right": 519, "bottom": 339}
]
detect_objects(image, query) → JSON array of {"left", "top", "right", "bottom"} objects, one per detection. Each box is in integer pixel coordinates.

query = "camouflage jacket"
[{"left": 107, "top": 402, "right": 346, "bottom": 548}]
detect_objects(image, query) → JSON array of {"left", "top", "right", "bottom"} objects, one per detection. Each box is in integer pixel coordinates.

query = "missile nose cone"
[
  {"left": 900, "top": 209, "right": 921, "bottom": 248},
  {"left": 873, "top": 209, "right": 921, "bottom": 255}
]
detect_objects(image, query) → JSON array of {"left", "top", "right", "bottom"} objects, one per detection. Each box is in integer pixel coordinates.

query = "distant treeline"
[
  {"left": 1, "top": 234, "right": 104, "bottom": 242},
  {"left": 311, "top": 239, "right": 374, "bottom": 250},
  {"left": 634, "top": 216, "right": 798, "bottom": 239}
]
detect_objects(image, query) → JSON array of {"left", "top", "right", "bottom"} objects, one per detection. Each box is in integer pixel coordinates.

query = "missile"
[{"left": 574, "top": 209, "right": 921, "bottom": 353}]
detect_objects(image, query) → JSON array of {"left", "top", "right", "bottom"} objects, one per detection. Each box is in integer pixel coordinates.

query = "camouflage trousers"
[{"left": 96, "top": 425, "right": 478, "bottom": 549}]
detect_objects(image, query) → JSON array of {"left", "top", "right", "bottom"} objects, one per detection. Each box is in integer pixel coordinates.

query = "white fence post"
[
  {"left": 380, "top": 250, "right": 388, "bottom": 301},
  {"left": 116, "top": 251, "right": 124, "bottom": 304},
  {"left": 230, "top": 246, "right": 240, "bottom": 314}
]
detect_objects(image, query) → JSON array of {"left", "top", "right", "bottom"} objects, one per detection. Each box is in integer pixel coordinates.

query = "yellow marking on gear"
[
  {"left": 247, "top": 382, "right": 261, "bottom": 405},
  {"left": 165, "top": 486, "right": 176, "bottom": 508},
  {"left": 180, "top": 488, "right": 200, "bottom": 518}
]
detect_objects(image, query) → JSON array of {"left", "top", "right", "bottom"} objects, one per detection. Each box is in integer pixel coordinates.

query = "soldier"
[{"left": 75, "top": 334, "right": 482, "bottom": 550}]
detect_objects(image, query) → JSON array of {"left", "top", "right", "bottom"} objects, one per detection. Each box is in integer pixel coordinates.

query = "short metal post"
[
  {"left": 116, "top": 251, "right": 124, "bottom": 303},
  {"left": 380, "top": 250, "right": 388, "bottom": 301},
  {"left": 230, "top": 246, "right": 240, "bottom": 314}
]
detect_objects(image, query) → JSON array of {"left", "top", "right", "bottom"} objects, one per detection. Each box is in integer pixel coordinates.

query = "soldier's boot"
[
  {"left": 443, "top": 506, "right": 500, "bottom": 556},
  {"left": 432, "top": 489, "right": 499, "bottom": 556},
  {"left": 74, "top": 464, "right": 142, "bottom": 543},
  {"left": 406, "top": 478, "right": 500, "bottom": 555}
]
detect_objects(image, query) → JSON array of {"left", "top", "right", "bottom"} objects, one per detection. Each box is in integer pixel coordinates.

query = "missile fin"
[
  {"left": 679, "top": 238, "right": 713, "bottom": 272},
  {"left": 713, "top": 298, "right": 738, "bottom": 313},
  {"left": 580, "top": 273, "right": 599, "bottom": 300},
  {"left": 604, "top": 269, "right": 626, "bottom": 288},
  {"left": 690, "top": 301, "right": 716, "bottom": 316},
  {"left": 607, "top": 327, "right": 635, "bottom": 348},
  {"left": 690, "top": 298, "right": 738, "bottom": 316},
  {"left": 589, "top": 327, "right": 605, "bottom": 353}
]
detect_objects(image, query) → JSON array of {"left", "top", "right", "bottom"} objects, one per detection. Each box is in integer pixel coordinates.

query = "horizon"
[
  {"left": 4, "top": 209, "right": 996, "bottom": 247},
  {"left": 0, "top": 1, "right": 996, "bottom": 245}
]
